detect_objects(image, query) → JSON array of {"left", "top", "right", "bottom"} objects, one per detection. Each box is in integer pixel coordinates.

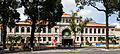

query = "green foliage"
[
  {"left": 70, "top": 10, "right": 79, "bottom": 33},
  {"left": 14, "top": 36, "right": 21, "bottom": 42},
  {"left": 75, "top": 0, "right": 119, "bottom": 16},
  {"left": 7, "top": 35, "right": 15, "bottom": 43},
  {"left": 21, "top": 0, "right": 63, "bottom": 48},
  {"left": 26, "top": 37, "right": 31, "bottom": 41},
  {"left": 0, "top": 0, "right": 21, "bottom": 49},
  {"left": 86, "top": 41, "right": 92, "bottom": 46},
  {"left": 21, "top": 0, "right": 63, "bottom": 27},
  {"left": 86, "top": 41, "right": 90, "bottom": 45},
  {"left": 75, "top": 0, "right": 120, "bottom": 49},
  {"left": 78, "top": 17, "right": 92, "bottom": 33},
  {"left": 109, "top": 37, "right": 113, "bottom": 41},
  {"left": 98, "top": 36, "right": 105, "bottom": 43},
  {"left": 7, "top": 35, "right": 21, "bottom": 43},
  {"left": 80, "top": 42, "right": 84, "bottom": 45},
  {"left": 0, "top": 0, "right": 20, "bottom": 26}
]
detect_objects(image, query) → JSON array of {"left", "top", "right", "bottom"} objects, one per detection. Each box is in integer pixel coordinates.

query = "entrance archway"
[{"left": 62, "top": 29, "right": 73, "bottom": 45}]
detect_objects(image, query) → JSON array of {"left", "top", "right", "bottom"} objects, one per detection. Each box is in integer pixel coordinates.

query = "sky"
[{"left": 17, "top": 0, "right": 120, "bottom": 24}]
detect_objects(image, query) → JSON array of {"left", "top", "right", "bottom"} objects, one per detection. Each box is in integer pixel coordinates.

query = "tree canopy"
[
  {"left": 75, "top": 0, "right": 120, "bottom": 49},
  {"left": 0, "top": 0, "right": 21, "bottom": 49},
  {"left": 0, "top": 0, "right": 20, "bottom": 27},
  {"left": 75, "top": 0, "right": 119, "bottom": 15},
  {"left": 70, "top": 10, "right": 92, "bottom": 50},
  {"left": 21, "top": 0, "right": 63, "bottom": 27},
  {"left": 21, "top": 0, "right": 63, "bottom": 49}
]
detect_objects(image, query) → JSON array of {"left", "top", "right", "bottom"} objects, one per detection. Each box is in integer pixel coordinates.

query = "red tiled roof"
[
  {"left": 18, "top": 21, "right": 105, "bottom": 26},
  {"left": 87, "top": 22, "right": 105, "bottom": 25},
  {"left": 63, "top": 14, "right": 72, "bottom": 16}
]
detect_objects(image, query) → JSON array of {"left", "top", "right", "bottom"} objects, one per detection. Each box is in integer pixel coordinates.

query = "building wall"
[
  {"left": 6, "top": 21, "right": 116, "bottom": 44},
  {"left": 5, "top": 15, "right": 118, "bottom": 44}
]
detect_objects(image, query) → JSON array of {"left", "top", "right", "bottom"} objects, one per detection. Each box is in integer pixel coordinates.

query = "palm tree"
[
  {"left": 69, "top": 10, "right": 79, "bottom": 50},
  {"left": 78, "top": 17, "right": 92, "bottom": 46},
  {"left": 70, "top": 10, "right": 92, "bottom": 49}
]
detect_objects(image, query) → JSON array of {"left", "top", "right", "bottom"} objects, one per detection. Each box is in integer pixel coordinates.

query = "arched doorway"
[{"left": 62, "top": 29, "right": 73, "bottom": 45}]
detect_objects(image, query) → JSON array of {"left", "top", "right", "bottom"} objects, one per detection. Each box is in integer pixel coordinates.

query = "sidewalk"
[{"left": 32, "top": 48, "right": 120, "bottom": 53}]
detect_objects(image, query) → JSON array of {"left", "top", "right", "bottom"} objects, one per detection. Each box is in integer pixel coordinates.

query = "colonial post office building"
[{"left": 6, "top": 14, "right": 119, "bottom": 45}]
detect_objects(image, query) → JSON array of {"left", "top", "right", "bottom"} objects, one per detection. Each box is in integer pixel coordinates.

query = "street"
[
  {"left": 6, "top": 48, "right": 120, "bottom": 54},
  {"left": 6, "top": 51, "right": 120, "bottom": 54}
]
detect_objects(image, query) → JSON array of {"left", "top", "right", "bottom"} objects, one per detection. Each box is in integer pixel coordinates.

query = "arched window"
[
  {"left": 21, "top": 27, "right": 24, "bottom": 32},
  {"left": 27, "top": 27, "right": 30, "bottom": 33},
  {"left": 90, "top": 28, "right": 92, "bottom": 33},
  {"left": 43, "top": 27, "right": 46, "bottom": 33},
  {"left": 98, "top": 29, "right": 101, "bottom": 33},
  {"left": 48, "top": 27, "right": 51, "bottom": 33},
  {"left": 15, "top": 26, "right": 19, "bottom": 32},
  {"left": 62, "top": 29, "right": 71, "bottom": 36}
]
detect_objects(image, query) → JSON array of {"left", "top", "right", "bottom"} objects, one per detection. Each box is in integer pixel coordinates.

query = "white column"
[
  {"left": 88, "top": 28, "right": 89, "bottom": 34},
  {"left": 96, "top": 36, "right": 98, "bottom": 42},
  {"left": 88, "top": 37, "right": 90, "bottom": 42},
  {"left": 83, "top": 37, "right": 86, "bottom": 45},
  {"left": 25, "top": 26, "right": 27, "bottom": 34},
  {"left": 46, "top": 36, "right": 48, "bottom": 42},
  {"left": 92, "top": 37, "right": 94, "bottom": 42},
  {"left": 92, "top": 28, "right": 94, "bottom": 34},
  {"left": 41, "top": 36, "right": 43, "bottom": 43},
  {"left": 19, "top": 26, "right": 21, "bottom": 34},
  {"left": 46, "top": 26, "right": 48, "bottom": 33},
  {"left": 13, "top": 28, "right": 15, "bottom": 34},
  {"left": 83, "top": 37, "right": 86, "bottom": 42},
  {"left": 24, "top": 37, "right": 27, "bottom": 43},
  {"left": 96, "top": 28, "right": 98, "bottom": 34},
  {"left": 79, "top": 36, "right": 81, "bottom": 43}
]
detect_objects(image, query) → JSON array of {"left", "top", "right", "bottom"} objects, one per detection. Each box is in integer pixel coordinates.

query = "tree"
[
  {"left": 70, "top": 10, "right": 92, "bottom": 50},
  {"left": 0, "top": 0, "right": 20, "bottom": 49},
  {"left": 21, "top": 0, "right": 63, "bottom": 49},
  {"left": 75, "top": 0, "right": 120, "bottom": 49},
  {"left": 70, "top": 11, "right": 78, "bottom": 50},
  {"left": 78, "top": 17, "right": 92, "bottom": 45}
]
